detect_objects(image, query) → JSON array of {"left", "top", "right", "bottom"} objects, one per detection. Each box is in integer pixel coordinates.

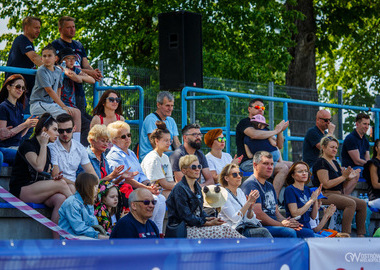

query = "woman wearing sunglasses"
[
  {"left": 204, "top": 128, "right": 242, "bottom": 184},
  {"left": 312, "top": 135, "right": 366, "bottom": 236},
  {"left": 141, "top": 121, "right": 176, "bottom": 199},
  {"left": 90, "top": 90, "right": 125, "bottom": 128},
  {"left": 219, "top": 163, "right": 272, "bottom": 237},
  {"left": 106, "top": 121, "right": 166, "bottom": 234},
  {"left": 0, "top": 74, "right": 39, "bottom": 165},
  {"left": 166, "top": 155, "right": 244, "bottom": 238},
  {"left": 9, "top": 113, "right": 74, "bottom": 238}
]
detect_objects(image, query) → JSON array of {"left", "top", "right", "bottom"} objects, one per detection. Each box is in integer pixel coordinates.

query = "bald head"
[{"left": 316, "top": 110, "right": 331, "bottom": 131}]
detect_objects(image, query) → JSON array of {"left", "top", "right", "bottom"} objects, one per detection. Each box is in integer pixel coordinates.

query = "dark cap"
[{"left": 58, "top": 47, "right": 77, "bottom": 63}]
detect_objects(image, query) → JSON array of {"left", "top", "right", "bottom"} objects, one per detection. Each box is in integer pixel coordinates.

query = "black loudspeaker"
[{"left": 159, "top": 11, "right": 203, "bottom": 91}]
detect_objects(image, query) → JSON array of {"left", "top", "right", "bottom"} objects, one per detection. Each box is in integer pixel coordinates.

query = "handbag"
[
  {"left": 165, "top": 221, "right": 187, "bottom": 238},
  {"left": 235, "top": 222, "right": 262, "bottom": 235}
]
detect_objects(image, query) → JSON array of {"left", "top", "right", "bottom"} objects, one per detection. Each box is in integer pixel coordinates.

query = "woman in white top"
[
  {"left": 141, "top": 121, "right": 175, "bottom": 199},
  {"left": 204, "top": 129, "right": 242, "bottom": 183},
  {"left": 219, "top": 163, "right": 272, "bottom": 238}
]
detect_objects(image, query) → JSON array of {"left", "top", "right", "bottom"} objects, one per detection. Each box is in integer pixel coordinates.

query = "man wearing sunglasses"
[
  {"left": 111, "top": 188, "right": 159, "bottom": 239},
  {"left": 139, "top": 91, "right": 181, "bottom": 161},
  {"left": 303, "top": 110, "right": 336, "bottom": 168},
  {"left": 49, "top": 113, "right": 97, "bottom": 189},
  {"left": 170, "top": 123, "right": 214, "bottom": 186}
]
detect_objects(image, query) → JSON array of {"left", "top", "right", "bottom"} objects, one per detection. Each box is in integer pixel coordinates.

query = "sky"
[{"left": 0, "top": 18, "right": 16, "bottom": 50}]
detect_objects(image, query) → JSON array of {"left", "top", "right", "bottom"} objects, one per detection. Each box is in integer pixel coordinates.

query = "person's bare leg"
[
  {"left": 20, "top": 180, "right": 73, "bottom": 203},
  {"left": 44, "top": 193, "right": 67, "bottom": 239},
  {"left": 273, "top": 162, "right": 288, "bottom": 199}
]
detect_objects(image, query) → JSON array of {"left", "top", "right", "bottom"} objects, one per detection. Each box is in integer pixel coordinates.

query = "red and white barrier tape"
[{"left": 0, "top": 186, "right": 78, "bottom": 240}]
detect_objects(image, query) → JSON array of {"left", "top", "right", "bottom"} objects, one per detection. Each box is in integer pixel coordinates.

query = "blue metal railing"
[
  {"left": 0, "top": 66, "right": 144, "bottom": 134},
  {"left": 182, "top": 87, "right": 380, "bottom": 160}
]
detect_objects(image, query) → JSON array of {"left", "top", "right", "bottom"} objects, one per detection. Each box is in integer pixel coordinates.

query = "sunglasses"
[
  {"left": 231, "top": 172, "right": 243, "bottom": 178},
  {"left": 134, "top": 200, "right": 157, "bottom": 206},
  {"left": 185, "top": 133, "right": 203, "bottom": 137},
  {"left": 58, "top": 128, "right": 73, "bottom": 134},
  {"left": 107, "top": 97, "right": 121, "bottom": 103},
  {"left": 119, "top": 133, "right": 132, "bottom": 139},
  {"left": 12, "top": 84, "right": 26, "bottom": 91},
  {"left": 252, "top": 105, "right": 265, "bottom": 110},
  {"left": 215, "top": 137, "right": 226, "bottom": 143},
  {"left": 319, "top": 118, "right": 331, "bottom": 123},
  {"left": 189, "top": 164, "right": 202, "bottom": 170}
]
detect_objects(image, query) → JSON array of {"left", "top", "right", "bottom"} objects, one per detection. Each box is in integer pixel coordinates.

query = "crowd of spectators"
[{"left": 1, "top": 15, "right": 379, "bottom": 240}]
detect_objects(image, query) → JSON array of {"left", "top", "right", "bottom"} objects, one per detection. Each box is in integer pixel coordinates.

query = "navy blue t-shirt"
[
  {"left": 52, "top": 38, "right": 88, "bottom": 97},
  {"left": 341, "top": 129, "right": 369, "bottom": 167},
  {"left": 241, "top": 175, "right": 278, "bottom": 220},
  {"left": 110, "top": 213, "right": 159, "bottom": 239},
  {"left": 0, "top": 100, "right": 24, "bottom": 147},
  {"left": 6, "top": 34, "right": 37, "bottom": 97},
  {"left": 284, "top": 185, "right": 312, "bottom": 228},
  {"left": 303, "top": 126, "right": 326, "bottom": 168},
  {"left": 236, "top": 117, "right": 251, "bottom": 162},
  {"left": 243, "top": 127, "right": 277, "bottom": 156}
]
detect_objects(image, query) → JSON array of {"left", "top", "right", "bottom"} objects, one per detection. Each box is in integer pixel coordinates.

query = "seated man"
[
  {"left": 341, "top": 113, "right": 370, "bottom": 171},
  {"left": 139, "top": 91, "right": 181, "bottom": 161},
  {"left": 170, "top": 123, "right": 214, "bottom": 186},
  {"left": 241, "top": 151, "right": 313, "bottom": 238},
  {"left": 49, "top": 114, "right": 97, "bottom": 192},
  {"left": 303, "top": 110, "right": 335, "bottom": 168},
  {"left": 236, "top": 98, "right": 290, "bottom": 198},
  {"left": 110, "top": 188, "right": 159, "bottom": 239}
]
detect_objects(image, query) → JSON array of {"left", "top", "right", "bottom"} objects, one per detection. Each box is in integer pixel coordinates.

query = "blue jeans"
[
  {"left": 295, "top": 228, "right": 315, "bottom": 238},
  {"left": 0, "top": 151, "right": 3, "bottom": 169},
  {"left": 0, "top": 147, "right": 17, "bottom": 166},
  {"left": 265, "top": 226, "right": 297, "bottom": 238}
]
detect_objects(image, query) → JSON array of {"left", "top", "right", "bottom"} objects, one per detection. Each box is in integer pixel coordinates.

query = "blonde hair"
[
  {"left": 320, "top": 135, "right": 339, "bottom": 156},
  {"left": 179, "top": 155, "right": 199, "bottom": 170},
  {"left": 219, "top": 163, "right": 240, "bottom": 187},
  {"left": 107, "top": 121, "right": 130, "bottom": 140},
  {"left": 88, "top": 124, "right": 110, "bottom": 144}
]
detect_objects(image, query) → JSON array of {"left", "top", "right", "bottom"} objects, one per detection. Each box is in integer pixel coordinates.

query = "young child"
[
  {"left": 29, "top": 43, "right": 82, "bottom": 142},
  {"left": 244, "top": 114, "right": 282, "bottom": 163},
  {"left": 58, "top": 47, "right": 95, "bottom": 109},
  {"left": 94, "top": 180, "right": 126, "bottom": 234},
  {"left": 58, "top": 172, "right": 109, "bottom": 239},
  {"left": 309, "top": 187, "right": 337, "bottom": 234}
]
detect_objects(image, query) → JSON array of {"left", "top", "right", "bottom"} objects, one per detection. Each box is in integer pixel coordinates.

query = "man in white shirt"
[{"left": 49, "top": 114, "right": 97, "bottom": 192}]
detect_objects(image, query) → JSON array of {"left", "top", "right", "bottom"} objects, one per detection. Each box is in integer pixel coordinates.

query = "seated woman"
[
  {"left": 106, "top": 121, "right": 166, "bottom": 233},
  {"left": 284, "top": 161, "right": 320, "bottom": 238},
  {"left": 219, "top": 163, "right": 272, "bottom": 238},
  {"left": 141, "top": 121, "right": 176, "bottom": 198},
  {"left": 204, "top": 128, "right": 242, "bottom": 184},
  {"left": 59, "top": 172, "right": 109, "bottom": 239},
  {"left": 90, "top": 90, "right": 125, "bottom": 128},
  {"left": 363, "top": 139, "right": 380, "bottom": 209},
  {"left": 0, "top": 74, "right": 38, "bottom": 165},
  {"left": 312, "top": 135, "right": 366, "bottom": 236},
  {"left": 166, "top": 155, "right": 244, "bottom": 239},
  {"left": 9, "top": 113, "right": 73, "bottom": 237}
]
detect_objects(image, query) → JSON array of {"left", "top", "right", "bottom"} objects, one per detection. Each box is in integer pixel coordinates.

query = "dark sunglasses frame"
[
  {"left": 119, "top": 133, "right": 132, "bottom": 139},
  {"left": 319, "top": 118, "right": 331, "bottom": 123},
  {"left": 231, "top": 172, "right": 243, "bottom": 178},
  {"left": 107, "top": 97, "right": 121, "bottom": 103},
  {"left": 12, "top": 84, "right": 26, "bottom": 91},
  {"left": 190, "top": 164, "right": 202, "bottom": 170},
  {"left": 134, "top": 200, "right": 157, "bottom": 206},
  {"left": 58, "top": 128, "right": 73, "bottom": 134}
]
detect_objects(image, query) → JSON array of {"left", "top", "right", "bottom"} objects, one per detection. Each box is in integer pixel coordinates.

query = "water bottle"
[
  {"left": 363, "top": 193, "right": 369, "bottom": 203},
  {"left": 61, "top": 60, "right": 66, "bottom": 69},
  {"left": 359, "top": 193, "right": 363, "bottom": 200}
]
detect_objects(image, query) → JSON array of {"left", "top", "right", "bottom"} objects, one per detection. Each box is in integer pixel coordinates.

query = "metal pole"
[
  {"left": 190, "top": 92, "right": 195, "bottom": 124},
  {"left": 268, "top": 82, "right": 274, "bottom": 130}
]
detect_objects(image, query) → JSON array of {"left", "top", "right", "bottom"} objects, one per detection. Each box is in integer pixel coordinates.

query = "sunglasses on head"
[
  {"left": 215, "top": 137, "right": 226, "bottom": 143},
  {"left": 134, "top": 200, "right": 157, "bottom": 206},
  {"left": 107, "top": 97, "right": 121, "bottom": 103},
  {"left": 58, "top": 128, "right": 73, "bottom": 134},
  {"left": 231, "top": 172, "right": 243, "bottom": 178},
  {"left": 119, "top": 133, "right": 132, "bottom": 139},
  {"left": 319, "top": 118, "right": 331, "bottom": 123},
  {"left": 189, "top": 164, "right": 202, "bottom": 170},
  {"left": 253, "top": 105, "right": 265, "bottom": 110},
  {"left": 12, "top": 84, "right": 26, "bottom": 91}
]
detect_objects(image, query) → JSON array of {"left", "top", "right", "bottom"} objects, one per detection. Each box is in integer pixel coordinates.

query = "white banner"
[{"left": 307, "top": 238, "right": 380, "bottom": 270}]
